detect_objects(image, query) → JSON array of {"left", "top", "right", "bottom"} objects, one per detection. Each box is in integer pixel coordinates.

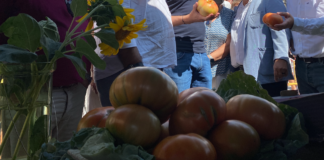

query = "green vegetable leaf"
[
  {"left": 75, "top": 38, "right": 106, "bottom": 69},
  {"left": 38, "top": 17, "right": 60, "bottom": 41},
  {"left": 71, "top": 0, "right": 88, "bottom": 17},
  {"left": 94, "top": 29, "right": 119, "bottom": 50},
  {"left": 40, "top": 36, "right": 62, "bottom": 61},
  {"left": 0, "top": 44, "right": 37, "bottom": 63},
  {"left": 0, "top": 13, "right": 42, "bottom": 52},
  {"left": 64, "top": 54, "right": 87, "bottom": 79},
  {"left": 84, "top": 35, "right": 97, "bottom": 50},
  {"left": 30, "top": 115, "right": 48, "bottom": 157}
]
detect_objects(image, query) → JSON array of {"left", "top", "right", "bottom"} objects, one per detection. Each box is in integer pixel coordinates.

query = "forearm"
[
  {"left": 209, "top": 43, "right": 230, "bottom": 61},
  {"left": 172, "top": 15, "right": 192, "bottom": 27},
  {"left": 209, "top": 34, "right": 231, "bottom": 61},
  {"left": 117, "top": 47, "right": 142, "bottom": 68},
  {"left": 292, "top": 17, "right": 324, "bottom": 35}
]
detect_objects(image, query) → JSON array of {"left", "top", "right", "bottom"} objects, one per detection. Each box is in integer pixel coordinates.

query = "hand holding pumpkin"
[{"left": 184, "top": 2, "right": 219, "bottom": 24}]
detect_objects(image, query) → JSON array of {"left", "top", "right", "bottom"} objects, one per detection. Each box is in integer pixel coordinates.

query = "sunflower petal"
[
  {"left": 85, "top": 19, "right": 93, "bottom": 32},
  {"left": 119, "top": 0, "right": 124, "bottom": 5},
  {"left": 115, "top": 16, "right": 124, "bottom": 27},
  {"left": 76, "top": 13, "right": 88, "bottom": 22},
  {"left": 109, "top": 22, "right": 122, "bottom": 32}
]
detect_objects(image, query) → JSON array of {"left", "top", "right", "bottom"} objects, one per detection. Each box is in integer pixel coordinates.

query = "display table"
[{"left": 274, "top": 93, "right": 324, "bottom": 160}]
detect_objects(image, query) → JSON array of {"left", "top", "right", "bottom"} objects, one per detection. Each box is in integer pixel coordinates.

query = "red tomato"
[
  {"left": 208, "top": 120, "right": 260, "bottom": 160},
  {"left": 226, "top": 94, "right": 286, "bottom": 139},
  {"left": 109, "top": 67, "right": 178, "bottom": 123},
  {"left": 169, "top": 88, "right": 226, "bottom": 136},
  {"left": 153, "top": 133, "right": 217, "bottom": 160},
  {"left": 106, "top": 104, "right": 161, "bottom": 148},
  {"left": 158, "top": 121, "right": 169, "bottom": 142},
  {"left": 197, "top": 0, "right": 219, "bottom": 17},
  {"left": 77, "top": 107, "right": 114, "bottom": 131}
]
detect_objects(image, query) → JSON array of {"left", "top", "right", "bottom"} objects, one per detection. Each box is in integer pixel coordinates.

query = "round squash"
[
  {"left": 226, "top": 94, "right": 286, "bottom": 139},
  {"left": 153, "top": 133, "right": 217, "bottom": 160},
  {"left": 109, "top": 67, "right": 178, "bottom": 123},
  {"left": 106, "top": 104, "right": 161, "bottom": 148},
  {"left": 169, "top": 88, "right": 226, "bottom": 136},
  {"left": 77, "top": 107, "right": 114, "bottom": 131},
  {"left": 208, "top": 120, "right": 260, "bottom": 160}
]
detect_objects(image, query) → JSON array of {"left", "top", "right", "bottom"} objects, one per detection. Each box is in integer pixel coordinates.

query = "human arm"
[
  {"left": 208, "top": 34, "right": 231, "bottom": 61},
  {"left": 266, "top": 0, "right": 290, "bottom": 82},
  {"left": 172, "top": 2, "right": 218, "bottom": 26}
]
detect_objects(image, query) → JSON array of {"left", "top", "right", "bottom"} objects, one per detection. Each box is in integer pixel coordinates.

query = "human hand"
[
  {"left": 185, "top": 2, "right": 219, "bottom": 24},
  {"left": 273, "top": 59, "right": 288, "bottom": 82},
  {"left": 267, "top": 12, "right": 294, "bottom": 31}
]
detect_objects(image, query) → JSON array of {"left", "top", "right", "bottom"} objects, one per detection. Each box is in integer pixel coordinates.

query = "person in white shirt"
[
  {"left": 282, "top": 0, "right": 324, "bottom": 94},
  {"left": 228, "top": 0, "right": 293, "bottom": 97},
  {"left": 269, "top": 12, "right": 324, "bottom": 35},
  {"left": 91, "top": 0, "right": 177, "bottom": 107}
]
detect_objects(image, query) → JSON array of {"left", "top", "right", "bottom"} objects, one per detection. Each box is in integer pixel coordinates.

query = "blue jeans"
[
  {"left": 164, "top": 52, "right": 212, "bottom": 93},
  {"left": 295, "top": 58, "right": 324, "bottom": 94}
]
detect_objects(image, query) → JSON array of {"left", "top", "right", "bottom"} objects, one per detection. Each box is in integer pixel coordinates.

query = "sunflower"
[
  {"left": 119, "top": 0, "right": 135, "bottom": 20},
  {"left": 99, "top": 16, "right": 147, "bottom": 56}
]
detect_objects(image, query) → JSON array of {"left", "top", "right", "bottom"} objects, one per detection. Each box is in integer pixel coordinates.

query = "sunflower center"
[{"left": 115, "top": 29, "right": 131, "bottom": 41}]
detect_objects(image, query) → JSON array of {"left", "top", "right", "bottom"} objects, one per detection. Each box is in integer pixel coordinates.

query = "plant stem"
[
  {"left": 58, "top": 4, "right": 105, "bottom": 52},
  {"left": 27, "top": 108, "right": 36, "bottom": 160},
  {"left": 0, "top": 110, "right": 22, "bottom": 155},
  {"left": 65, "top": 24, "right": 110, "bottom": 45},
  {"left": 12, "top": 111, "right": 31, "bottom": 160}
]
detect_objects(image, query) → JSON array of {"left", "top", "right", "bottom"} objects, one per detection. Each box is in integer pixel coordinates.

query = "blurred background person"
[{"left": 205, "top": 0, "right": 234, "bottom": 90}]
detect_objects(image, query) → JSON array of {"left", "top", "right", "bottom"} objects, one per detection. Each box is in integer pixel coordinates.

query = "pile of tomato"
[{"left": 77, "top": 67, "right": 286, "bottom": 160}]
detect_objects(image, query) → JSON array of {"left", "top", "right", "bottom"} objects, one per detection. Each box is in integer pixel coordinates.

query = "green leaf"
[
  {"left": 84, "top": 35, "right": 97, "bottom": 50},
  {"left": 94, "top": 29, "right": 119, "bottom": 50},
  {"left": 0, "top": 44, "right": 37, "bottom": 63},
  {"left": 64, "top": 54, "right": 87, "bottom": 79},
  {"left": 40, "top": 36, "right": 62, "bottom": 61},
  {"left": 71, "top": 0, "right": 88, "bottom": 17},
  {"left": 0, "top": 17, "right": 15, "bottom": 36},
  {"left": 111, "top": 4, "right": 127, "bottom": 19},
  {"left": 0, "top": 13, "right": 42, "bottom": 52},
  {"left": 38, "top": 17, "right": 60, "bottom": 41},
  {"left": 30, "top": 115, "right": 48, "bottom": 157},
  {"left": 75, "top": 39, "right": 106, "bottom": 69}
]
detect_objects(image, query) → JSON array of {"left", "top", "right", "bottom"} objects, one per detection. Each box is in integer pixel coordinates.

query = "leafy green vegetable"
[
  {"left": 216, "top": 71, "right": 309, "bottom": 160},
  {"left": 38, "top": 127, "right": 155, "bottom": 160}
]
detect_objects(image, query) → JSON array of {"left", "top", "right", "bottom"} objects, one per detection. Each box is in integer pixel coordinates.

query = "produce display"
[
  {"left": 106, "top": 104, "right": 161, "bottom": 148},
  {"left": 262, "top": 13, "right": 284, "bottom": 26},
  {"left": 38, "top": 69, "right": 308, "bottom": 160},
  {"left": 153, "top": 133, "right": 217, "bottom": 160},
  {"left": 77, "top": 107, "right": 115, "bottom": 131},
  {"left": 226, "top": 94, "right": 286, "bottom": 140},
  {"left": 169, "top": 87, "right": 226, "bottom": 136},
  {"left": 208, "top": 120, "right": 260, "bottom": 160},
  {"left": 197, "top": 0, "right": 219, "bottom": 17},
  {"left": 109, "top": 67, "right": 178, "bottom": 123}
]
